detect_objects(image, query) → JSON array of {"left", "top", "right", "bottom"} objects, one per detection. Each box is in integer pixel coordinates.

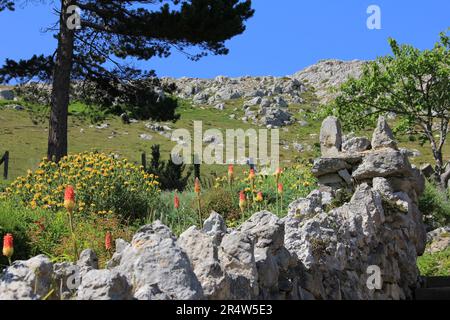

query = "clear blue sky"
[{"left": 0, "top": 0, "right": 449, "bottom": 78}]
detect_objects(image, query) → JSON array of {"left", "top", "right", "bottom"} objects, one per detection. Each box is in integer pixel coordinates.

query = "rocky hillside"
[
  {"left": 293, "top": 59, "right": 365, "bottom": 104},
  {"left": 0, "top": 117, "right": 427, "bottom": 300},
  {"left": 2, "top": 59, "right": 365, "bottom": 129},
  {"left": 163, "top": 59, "right": 365, "bottom": 127}
]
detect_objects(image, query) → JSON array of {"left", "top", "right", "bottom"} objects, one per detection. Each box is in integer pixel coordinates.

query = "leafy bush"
[
  {"left": 0, "top": 152, "right": 160, "bottom": 220},
  {"left": 0, "top": 201, "right": 36, "bottom": 266},
  {"left": 146, "top": 145, "right": 192, "bottom": 191},
  {"left": 201, "top": 188, "right": 241, "bottom": 221},
  {"left": 0, "top": 200, "right": 136, "bottom": 267},
  {"left": 417, "top": 247, "right": 450, "bottom": 276},
  {"left": 52, "top": 214, "right": 136, "bottom": 267},
  {"left": 419, "top": 182, "right": 450, "bottom": 228}
]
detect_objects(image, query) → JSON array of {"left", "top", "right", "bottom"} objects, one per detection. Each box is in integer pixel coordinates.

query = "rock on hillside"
[
  {"left": 162, "top": 59, "right": 365, "bottom": 127},
  {"left": 293, "top": 59, "right": 366, "bottom": 104}
]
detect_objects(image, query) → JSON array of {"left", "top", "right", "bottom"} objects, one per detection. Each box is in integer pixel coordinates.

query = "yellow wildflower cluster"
[{"left": 0, "top": 152, "right": 160, "bottom": 216}]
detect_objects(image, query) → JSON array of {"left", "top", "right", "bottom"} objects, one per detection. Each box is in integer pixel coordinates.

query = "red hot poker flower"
[
  {"left": 275, "top": 167, "right": 283, "bottom": 175},
  {"left": 239, "top": 191, "right": 247, "bottom": 212},
  {"left": 194, "top": 177, "right": 201, "bottom": 194},
  {"left": 277, "top": 183, "right": 284, "bottom": 194},
  {"left": 256, "top": 192, "right": 263, "bottom": 202},
  {"left": 2, "top": 233, "right": 14, "bottom": 259},
  {"left": 64, "top": 185, "right": 76, "bottom": 212},
  {"left": 248, "top": 168, "right": 256, "bottom": 180},
  {"left": 174, "top": 193, "right": 180, "bottom": 209},
  {"left": 64, "top": 185, "right": 75, "bottom": 201},
  {"left": 105, "top": 231, "right": 112, "bottom": 251}
]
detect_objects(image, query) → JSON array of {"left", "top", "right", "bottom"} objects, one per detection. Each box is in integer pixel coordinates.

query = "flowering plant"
[{"left": 1, "top": 152, "right": 160, "bottom": 220}]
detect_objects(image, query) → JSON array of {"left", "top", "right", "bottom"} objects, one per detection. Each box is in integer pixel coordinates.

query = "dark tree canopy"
[
  {"left": 0, "top": 0, "right": 254, "bottom": 160},
  {"left": 0, "top": 0, "right": 14, "bottom": 12}
]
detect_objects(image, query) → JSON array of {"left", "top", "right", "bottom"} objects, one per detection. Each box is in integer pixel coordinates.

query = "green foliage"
[
  {"left": 213, "top": 163, "right": 318, "bottom": 219},
  {"left": 149, "top": 191, "right": 199, "bottom": 236},
  {"left": 419, "top": 182, "right": 450, "bottom": 228},
  {"left": 329, "top": 30, "right": 450, "bottom": 131},
  {"left": 147, "top": 163, "right": 318, "bottom": 235},
  {"left": 327, "top": 30, "right": 450, "bottom": 172},
  {"left": 0, "top": 200, "right": 136, "bottom": 268},
  {"left": 147, "top": 145, "right": 192, "bottom": 191},
  {"left": 0, "top": 201, "right": 38, "bottom": 266},
  {"left": 52, "top": 214, "right": 136, "bottom": 267},
  {"left": 325, "top": 188, "right": 353, "bottom": 212},
  {"left": 417, "top": 247, "right": 450, "bottom": 276},
  {"left": 201, "top": 187, "right": 241, "bottom": 221},
  {"left": 0, "top": 152, "right": 160, "bottom": 221}
]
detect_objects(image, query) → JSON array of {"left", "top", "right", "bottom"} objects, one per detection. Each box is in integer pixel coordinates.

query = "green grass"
[
  {"left": 418, "top": 247, "right": 450, "bottom": 276},
  {"left": 0, "top": 97, "right": 321, "bottom": 183},
  {"left": 0, "top": 200, "right": 67, "bottom": 267},
  {"left": 0, "top": 92, "right": 449, "bottom": 185}
]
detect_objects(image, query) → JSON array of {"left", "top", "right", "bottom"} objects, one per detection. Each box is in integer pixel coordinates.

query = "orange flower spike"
[
  {"left": 194, "top": 177, "right": 201, "bottom": 194},
  {"left": 277, "top": 183, "right": 284, "bottom": 194},
  {"left": 228, "top": 165, "right": 234, "bottom": 178},
  {"left": 174, "top": 193, "right": 180, "bottom": 209},
  {"left": 64, "top": 185, "right": 76, "bottom": 213},
  {"left": 239, "top": 191, "right": 247, "bottom": 212},
  {"left": 2, "top": 233, "right": 14, "bottom": 259},
  {"left": 275, "top": 167, "right": 283, "bottom": 180},
  {"left": 105, "top": 231, "right": 112, "bottom": 251},
  {"left": 248, "top": 168, "right": 256, "bottom": 181},
  {"left": 256, "top": 191, "right": 263, "bottom": 202}
]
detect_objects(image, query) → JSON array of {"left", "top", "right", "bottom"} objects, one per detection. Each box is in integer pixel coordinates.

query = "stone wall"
[{"left": 0, "top": 117, "right": 426, "bottom": 300}]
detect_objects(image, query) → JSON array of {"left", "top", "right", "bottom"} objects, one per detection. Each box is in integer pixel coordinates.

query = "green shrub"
[
  {"left": 146, "top": 145, "right": 192, "bottom": 191},
  {"left": 0, "top": 201, "right": 66, "bottom": 267},
  {"left": 419, "top": 182, "right": 450, "bottom": 228},
  {"left": 417, "top": 247, "right": 450, "bottom": 276},
  {"left": 201, "top": 188, "right": 241, "bottom": 221},
  {"left": 0, "top": 200, "right": 136, "bottom": 267},
  {"left": 0, "top": 152, "right": 160, "bottom": 220},
  {"left": 52, "top": 214, "right": 136, "bottom": 267}
]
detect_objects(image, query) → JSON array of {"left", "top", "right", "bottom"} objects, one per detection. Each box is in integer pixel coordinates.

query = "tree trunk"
[
  {"left": 433, "top": 149, "right": 444, "bottom": 177},
  {"left": 47, "top": 0, "right": 75, "bottom": 162}
]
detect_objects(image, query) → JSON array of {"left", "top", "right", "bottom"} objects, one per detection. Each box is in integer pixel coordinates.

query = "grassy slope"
[
  {"left": 418, "top": 246, "right": 450, "bottom": 276},
  {"left": 0, "top": 92, "right": 449, "bottom": 185},
  {"left": 0, "top": 97, "right": 322, "bottom": 183}
]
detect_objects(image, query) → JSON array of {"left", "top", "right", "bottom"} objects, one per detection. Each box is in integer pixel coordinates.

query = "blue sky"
[{"left": 0, "top": 0, "right": 449, "bottom": 78}]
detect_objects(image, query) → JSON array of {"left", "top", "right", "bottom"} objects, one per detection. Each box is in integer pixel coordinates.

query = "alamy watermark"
[
  {"left": 66, "top": 266, "right": 81, "bottom": 290},
  {"left": 170, "top": 121, "right": 280, "bottom": 170},
  {"left": 366, "top": 265, "right": 382, "bottom": 290},
  {"left": 367, "top": 5, "right": 382, "bottom": 30},
  {"left": 66, "top": 5, "right": 81, "bottom": 30}
]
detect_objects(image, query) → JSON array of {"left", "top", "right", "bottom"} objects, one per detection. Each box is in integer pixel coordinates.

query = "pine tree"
[{"left": 0, "top": 1, "right": 254, "bottom": 161}]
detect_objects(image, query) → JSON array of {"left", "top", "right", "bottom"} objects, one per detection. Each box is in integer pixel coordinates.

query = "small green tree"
[
  {"left": 148, "top": 145, "right": 192, "bottom": 191},
  {"left": 329, "top": 30, "right": 450, "bottom": 184}
]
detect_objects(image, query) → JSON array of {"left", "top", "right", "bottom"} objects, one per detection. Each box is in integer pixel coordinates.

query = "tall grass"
[{"left": 419, "top": 182, "right": 450, "bottom": 229}]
